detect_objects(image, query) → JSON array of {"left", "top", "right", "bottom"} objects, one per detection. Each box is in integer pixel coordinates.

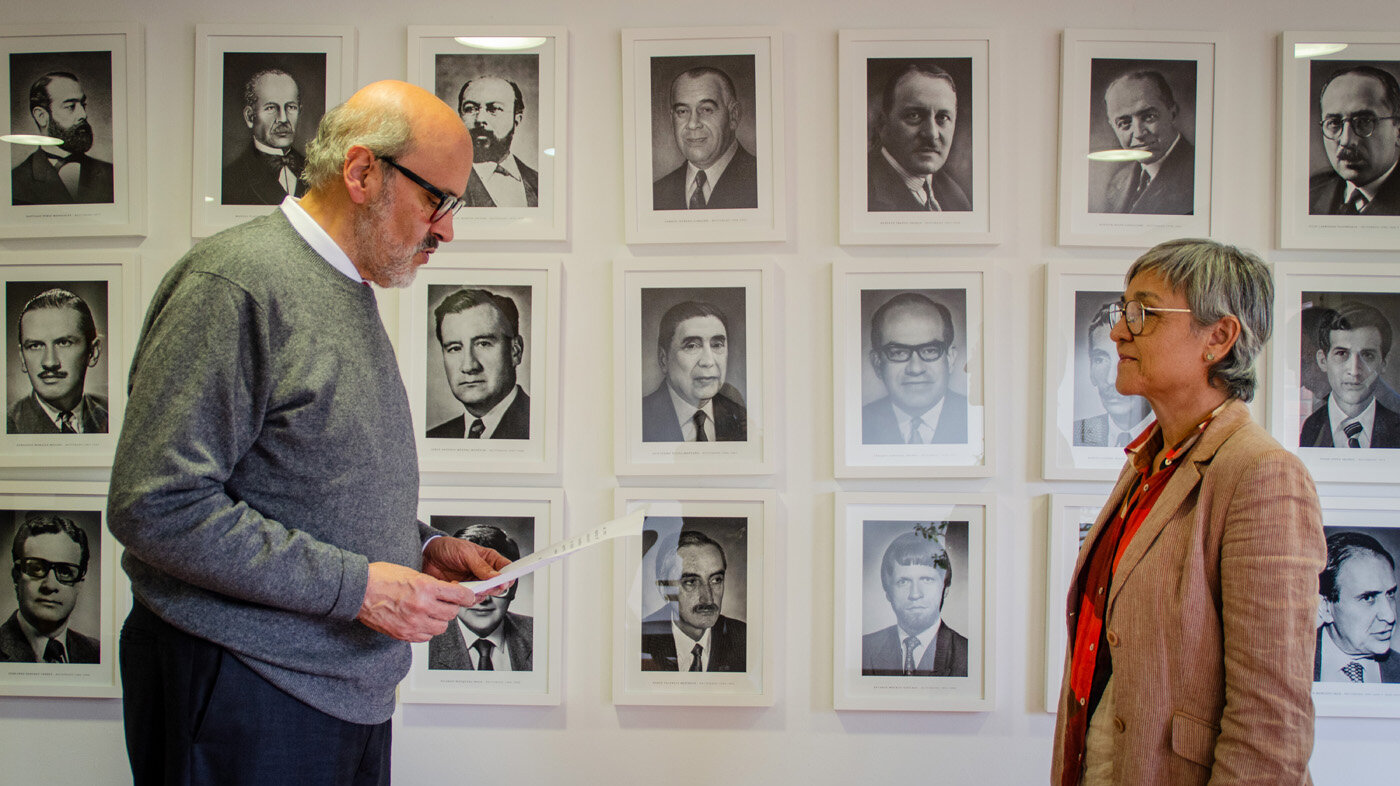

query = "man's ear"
[
  {"left": 31, "top": 106, "right": 50, "bottom": 132},
  {"left": 1318, "top": 596, "right": 1334, "bottom": 626},
  {"left": 1317, "top": 348, "right": 1329, "bottom": 374},
  {"left": 243, "top": 106, "right": 256, "bottom": 130},
  {"left": 510, "top": 334, "right": 524, "bottom": 367},
  {"left": 86, "top": 336, "right": 102, "bottom": 368},
  {"left": 343, "top": 145, "right": 377, "bottom": 205}
]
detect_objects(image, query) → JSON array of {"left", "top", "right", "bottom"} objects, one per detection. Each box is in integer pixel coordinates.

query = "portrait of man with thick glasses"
[
  {"left": 860, "top": 289, "right": 967, "bottom": 445},
  {"left": 1309, "top": 62, "right": 1400, "bottom": 216},
  {"left": 1, "top": 512, "right": 99, "bottom": 664}
]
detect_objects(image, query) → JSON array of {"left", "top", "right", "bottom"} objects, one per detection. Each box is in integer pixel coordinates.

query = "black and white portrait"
[
  {"left": 1315, "top": 526, "right": 1400, "bottom": 684},
  {"left": 1073, "top": 291, "right": 1152, "bottom": 447},
  {"left": 424, "top": 283, "right": 532, "bottom": 441},
  {"left": 1306, "top": 60, "right": 1400, "bottom": 217},
  {"left": 5, "top": 279, "right": 109, "bottom": 436},
  {"left": 640, "top": 515, "right": 748, "bottom": 673},
  {"left": 649, "top": 54, "right": 758, "bottom": 212},
  {"left": 864, "top": 57, "right": 973, "bottom": 213},
  {"left": 0, "top": 508, "right": 102, "bottom": 664},
  {"left": 1298, "top": 291, "right": 1400, "bottom": 449},
  {"left": 9, "top": 50, "right": 115, "bottom": 206},
  {"left": 859, "top": 288, "right": 968, "bottom": 446},
  {"left": 1087, "top": 58, "right": 1197, "bottom": 215},
  {"left": 860, "top": 519, "right": 969, "bottom": 677},
  {"left": 639, "top": 286, "right": 749, "bottom": 444},
  {"left": 218, "top": 52, "right": 326, "bottom": 206},
  {"left": 425, "top": 514, "right": 535, "bottom": 672},
  {"left": 434, "top": 53, "right": 540, "bottom": 209}
]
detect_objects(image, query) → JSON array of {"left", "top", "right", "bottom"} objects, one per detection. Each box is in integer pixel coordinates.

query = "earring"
[{"left": 1205, "top": 353, "right": 1215, "bottom": 362}]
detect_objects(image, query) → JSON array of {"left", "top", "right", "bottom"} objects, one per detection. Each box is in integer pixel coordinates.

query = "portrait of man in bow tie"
[
  {"left": 1300, "top": 300, "right": 1400, "bottom": 449},
  {"left": 219, "top": 57, "right": 324, "bottom": 206},
  {"left": 0, "top": 511, "right": 101, "bottom": 664},
  {"left": 649, "top": 55, "right": 759, "bottom": 211},
  {"left": 860, "top": 289, "right": 967, "bottom": 446},
  {"left": 640, "top": 519, "right": 747, "bottom": 673},
  {"left": 1308, "top": 63, "right": 1400, "bottom": 216},
  {"left": 861, "top": 521, "right": 968, "bottom": 678},
  {"left": 425, "top": 285, "right": 531, "bottom": 440},
  {"left": 1088, "top": 61, "right": 1196, "bottom": 215},
  {"left": 6, "top": 282, "right": 108, "bottom": 436},
  {"left": 1316, "top": 529, "right": 1400, "bottom": 684},
  {"left": 865, "top": 58, "right": 973, "bottom": 213},
  {"left": 10, "top": 56, "right": 115, "bottom": 206}
]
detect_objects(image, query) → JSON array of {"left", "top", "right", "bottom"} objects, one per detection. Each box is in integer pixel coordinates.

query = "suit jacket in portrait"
[
  {"left": 1313, "top": 628, "right": 1400, "bottom": 684},
  {"left": 866, "top": 148, "right": 972, "bottom": 212},
  {"left": 1050, "top": 400, "right": 1325, "bottom": 786},
  {"left": 641, "top": 385, "right": 747, "bottom": 442},
  {"left": 652, "top": 144, "right": 758, "bottom": 211},
  {"left": 861, "top": 391, "right": 968, "bottom": 445},
  {"left": 1309, "top": 169, "right": 1400, "bottom": 216},
  {"left": 11, "top": 150, "right": 115, "bottom": 205},
  {"left": 640, "top": 608, "right": 746, "bottom": 672},
  {"left": 0, "top": 611, "right": 100, "bottom": 663},
  {"left": 861, "top": 622, "right": 968, "bottom": 677},
  {"left": 221, "top": 142, "right": 308, "bottom": 206},
  {"left": 1298, "top": 398, "right": 1400, "bottom": 448},
  {"left": 1097, "top": 137, "right": 1194, "bottom": 215},
  {"left": 426, "top": 387, "right": 530, "bottom": 440},
  {"left": 463, "top": 156, "right": 539, "bottom": 207},
  {"left": 426, "top": 611, "right": 533, "bottom": 671},
  {"left": 6, "top": 392, "right": 109, "bottom": 435}
]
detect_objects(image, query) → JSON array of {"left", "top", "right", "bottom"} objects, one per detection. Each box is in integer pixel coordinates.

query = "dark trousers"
[{"left": 120, "top": 600, "right": 391, "bottom": 786}]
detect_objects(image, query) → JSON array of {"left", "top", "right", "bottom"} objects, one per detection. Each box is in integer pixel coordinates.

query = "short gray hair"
[
  {"left": 301, "top": 97, "right": 415, "bottom": 191},
  {"left": 1126, "top": 238, "right": 1273, "bottom": 402}
]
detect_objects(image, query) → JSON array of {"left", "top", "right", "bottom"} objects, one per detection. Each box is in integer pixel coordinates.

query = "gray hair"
[
  {"left": 1125, "top": 238, "right": 1273, "bottom": 402},
  {"left": 301, "top": 97, "right": 415, "bottom": 191}
]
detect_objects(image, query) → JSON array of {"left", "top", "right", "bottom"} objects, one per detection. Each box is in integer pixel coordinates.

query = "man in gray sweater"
[{"left": 108, "top": 80, "right": 509, "bottom": 785}]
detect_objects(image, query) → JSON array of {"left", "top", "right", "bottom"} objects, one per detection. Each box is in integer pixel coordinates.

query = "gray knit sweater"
[{"left": 108, "top": 210, "right": 427, "bottom": 724}]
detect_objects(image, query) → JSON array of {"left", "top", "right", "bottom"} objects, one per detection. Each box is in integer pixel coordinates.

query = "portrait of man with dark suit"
[
  {"left": 1315, "top": 530, "right": 1400, "bottom": 684},
  {"left": 1074, "top": 297, "right": 1152, "bottom": 447},
  {"left": 641, "top": 526, "right": 746, "bottom": 672},
  {"left": 1090, "top": 66, "right": 1195, "bottom": 215},
  {"left": 7, "top": 286, "right": 107, "bottom": 435},
  {"left": 1309, "top": 64, "right": 1400, "bottom": 216},
  {"left": 221, "top": 68, "right": 308, "bottom": 205},
  {"left": 1300, "top": 302, "right": 1400, "bottom": 449},
  {"left": 426, "top": 287, "right": 529, "bottom": 440},
  {"left": 642, "top": 299, "right": 747, "bottom": 443},
  {"left": 0, "top": 513, "right": 99, "bottom": 663},
  {"left": 428, "top": 522, "right": 532, "bottom": 671},
  {"left": 11, "top": 69, "right": 114, "bottom": 206},
  {"left": 651, "top": 62, "right": 758, "bottom": 211},
  {"left": 862, "top": 291, "right": 966, "bottom": 445},
  {"left": 866, "top": 62, "right": 971, "bottom": 213},
  {"left": 458, "top": 76, "right": 538, "bottom": 208},
  {"left": 861, "top": 525, "right": 967, "bottom": 677}
]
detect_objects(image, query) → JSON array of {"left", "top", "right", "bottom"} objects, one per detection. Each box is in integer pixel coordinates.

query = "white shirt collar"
[
  {"left": 1319, "top": 623, "right": 1383, "bottom": 683},
  {"left": 669, "top": 615, "right": 715, "bottom": 671},
  {"left": 15, "top": 611, "right": 70, "bottom": 662},
  {"left": 1327, "top": 394, "right": 1378, "bottom": 448},
  {"left": 1140, "top": 133, "right": 1181, "bottom": 180},
  {"left": 463, "top": 385, "right": 520, "bottom": 439},
  {"left": 685, "top": 139, "right": 740, "bottom": 206},
  {"left": 896, "top": 619, "right": 942, "bottom": 670},
  {"left": 456, "top": 617, "right": 514, "bottom": 672},
  {"left": 891, "top": 396, "right": 946, "bottom": 442},
  {"left": 666, "top": 384, "right": 717, "bottom": 442},
  {"left": 472, "top": 155, "right": 530, "bottom": 207},
  {"left": 30, "top": 393, "right": 88, "bottom": 432},
  {"left": 880, "top": 146, "right": 940, "bottom": 209},
  {"left": 1107, "top": 412, "right": 1154, "bottom": 448},
  {"left": 252, "top": 138, "right": 289, "bottom": 157},
  {"left": 1347, "top": 160, "right": 1400, "bottom": 205},
  {"left": 278, "top": 196, "right": 364, "bottom": 284}
]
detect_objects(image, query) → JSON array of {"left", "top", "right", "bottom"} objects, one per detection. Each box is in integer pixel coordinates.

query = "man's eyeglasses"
[
  {"left": 379, "top": 156, "right": 465, "bottom": 223},
  {"left": 1319, "top": 114, "right": 1399, "bottom": 141},
  {"left": 879, "top": 341, "right": 949, "bottom": 363},
  {"left": 1108, "top": 300, "right": 1194, "bottom": 336},
  {"left": 15, "top": 557, "right": 85, "bottom": 585}
]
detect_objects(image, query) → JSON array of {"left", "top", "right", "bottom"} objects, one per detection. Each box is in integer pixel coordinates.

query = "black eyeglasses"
[
  {"left": 379, "top": 156, "right": 466, "bottom": 223},
  {"left": 15, "top": 557, "right": 86, "bottom": 585},
  {"left": 1108, "top": 300, "right": 1194, "bottom": 336},
  {"left": 879, "top": 341, "right": 949, "bottom": 363},
  {"left": 1319, "top": 114, "right": 1399, "bottom": 141}
]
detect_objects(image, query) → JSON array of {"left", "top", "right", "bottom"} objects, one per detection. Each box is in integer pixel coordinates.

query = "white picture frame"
[{"left": 1043, "top": 493, "right": 1102, "bottom": 712}]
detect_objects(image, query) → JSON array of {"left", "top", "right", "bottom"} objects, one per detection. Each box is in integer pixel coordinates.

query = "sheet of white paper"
[{"left": 463, "top": 506, "right": 648, "bottom": 593}]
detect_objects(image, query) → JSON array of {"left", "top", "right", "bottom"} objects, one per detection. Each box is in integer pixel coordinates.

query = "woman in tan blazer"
[{"left": 1051, "top": 239, "right": 1326, "bottom": 786}]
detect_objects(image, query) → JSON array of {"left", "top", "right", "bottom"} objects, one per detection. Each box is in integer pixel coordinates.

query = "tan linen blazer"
[{"left": 1050, "top": 400, "right": 1325, "bottom": 785}]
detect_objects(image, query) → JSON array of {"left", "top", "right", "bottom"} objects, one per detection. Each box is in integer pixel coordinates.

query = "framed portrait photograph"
[
  {"left": 1043, "top": 494, "right": 1101, "bottom": 712},
  {"left": 614, "top": 260, "right": 774, "bottom": 475},
  {"left": 620, "top": 27, "right": 785, "bottom": 244},
  {"left": 1280, "top": 32, "right": 1400, "bottom": 250},
  {"left": 612, "top": 488, "right": 774, "bottom": 706},
  {"left": 832, "top": 261, "right": 990, "bottom": 478},
  {"left": 1042, "top": 261, "right": 1153, "bottom": 480},
  {"left": 833, "top": 492, "right": 994, "bottom": 712},
  {"left": 0, "top": 481, "right": 119, "bottom": 698},
  {"left": 397, "top": 255, "right": 560, "bottom": 475},
  {"left": 191, "top": 25, "right": 355, "bottom": 237},
  {"left": 1057, "top": 29, "right": 1220, "bottom": 247},
  {"left": 400, "top": 487, "right": 563, "bottom": 705},
  {"left": 838, "top": 29, "right": 996, "bottom": 245},
  {"left": 2, "top": 253, "right": 135, "bottom": 468},
  {"left": 1, "top": 23, "right": 145, "bottom": 238},
  {"left": 1270, "top": 263, "right": 1400, "bottom": 484},
  {"left": 1312, "top": 496, "right": 1400, "bottom": 717},
  {"left": 406, "top": 27, "right": 567, "bottom": 241}
]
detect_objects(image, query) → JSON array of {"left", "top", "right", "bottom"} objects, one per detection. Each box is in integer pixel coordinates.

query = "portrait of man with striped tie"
[
  {"left": 865, "top": 58, "right": 973, "bottom": 213},
  {"left": 9, "top": 53, "right": 115, "bottom": 206},
  {"left": 217, "top": 52, "right": 326, "bottom": 207},
  {"left": 1300, "top": 300, "right": 1400, "bottom": 449},
  {"left": 1308, "top": 62, "right": 1400, "bottom": 216},
  {"left": 861, "top": 522, "right": 968, "bottom": 678},
  {"left": 1087, "top": 60, "right": 1196, "bottom": 216},
  {"left": 0, "top": 511, "right": 100, "bottom": 664},
  {"left": 1316, "top": 529, "right": 1400, "bottom": 684},
  {"left": 860, "top": 289, "right": 967, "bottom": 446},
  {"left": 6, "top": 282, "right": 108, "bottom": 435}
]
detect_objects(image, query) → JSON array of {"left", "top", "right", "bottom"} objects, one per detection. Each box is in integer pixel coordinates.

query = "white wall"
[{"left": 3, "top": 0, "right": 1398, "bottom": 783}]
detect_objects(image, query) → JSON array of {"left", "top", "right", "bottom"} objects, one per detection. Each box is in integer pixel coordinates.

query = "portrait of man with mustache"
[
  {"left": 866, "top": 59, "right": 973, "bottom": 213},
  {"left": 1309, "top": 63, "right": 1400, "bottom": 216},
  {"left": 6, "top": 284, "right": 108, "bottom": 435},
  {"left": 11, "top": 67, "right": 115, "bottom": 206},
  {"left": 221, "top": 67, "right": 310, "bottom": 206}
]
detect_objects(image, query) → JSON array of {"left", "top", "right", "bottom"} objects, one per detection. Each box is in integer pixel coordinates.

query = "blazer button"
[
  {"left": 1113, "top": 716, "right": 1126, "bottom": 733},
  {"left": 1105, "top": 630, "right": 1119, "bottom": 647}
]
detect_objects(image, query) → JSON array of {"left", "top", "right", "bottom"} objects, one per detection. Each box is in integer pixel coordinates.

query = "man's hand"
[
  {"left": 422, "top": 535, "right": 514, "bottom": 594},
  {"left": 356, "top": 562, "right": 476, "bottom": 642}
]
